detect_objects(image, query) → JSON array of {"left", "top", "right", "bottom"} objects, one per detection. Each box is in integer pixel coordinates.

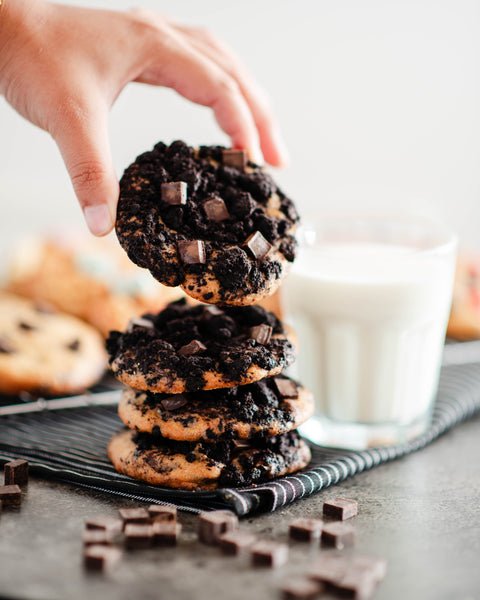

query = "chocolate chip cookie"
[
  {"left": 106, "top": 300, "right": 297, "bottom": 394},
  {"left": 115, "top": 141, "right": 299, "bottom": 306},
  {"left": 118, "top": 375, "right": 314, "bottom": 442},
  {"left": 108, "top": 428, "right": 311, "bottom": 490}
]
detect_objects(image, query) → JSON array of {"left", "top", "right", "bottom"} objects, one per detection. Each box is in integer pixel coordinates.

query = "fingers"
[
  {"left": 173, "top": 25, "right": 289, "bottom": 167},
  {"left": 51, "top": 99, "right": 118, "bottom": 236}
]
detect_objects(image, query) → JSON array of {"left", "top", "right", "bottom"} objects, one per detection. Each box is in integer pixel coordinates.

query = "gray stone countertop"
[{"left": 0, "top": 414, "right": 479, "bottom": 600}]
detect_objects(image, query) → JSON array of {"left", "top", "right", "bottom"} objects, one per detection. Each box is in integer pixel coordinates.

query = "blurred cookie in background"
[
  {"left": 4, "top": 232, "right": 184, "bottom": 337},
  {"left": 447, "top": 254, "right": 480, "bottom": 340}
]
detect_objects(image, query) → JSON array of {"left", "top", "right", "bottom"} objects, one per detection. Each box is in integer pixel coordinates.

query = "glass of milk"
[{"left": 283, "top": 212, "right": 458, "bottom": 449}]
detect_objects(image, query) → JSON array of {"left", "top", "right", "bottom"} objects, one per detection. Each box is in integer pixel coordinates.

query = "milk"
[{"left": 284, "top": 238, "right": 457, "bottom": 440}]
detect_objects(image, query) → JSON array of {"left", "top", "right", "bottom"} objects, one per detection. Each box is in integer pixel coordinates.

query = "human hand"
[{"left": 0, "top": 0, "right": 289, "bottom": 235}]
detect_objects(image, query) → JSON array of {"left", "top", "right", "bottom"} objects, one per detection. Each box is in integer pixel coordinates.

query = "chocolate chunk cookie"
[
  {"left": 118, "top": 375, "right": 314, "bottom": 442},
  {"left": 0, "top": 292, "right": 107, "bottom": 395},
  {"left": 106, "top": 300, "right": 297, "bottom": 393},
  {"left": 107, "top": 428, "right": 311, "bottom": 490},
  {"left": 115, "top": 141, "right": 299, "bottom": 306}
]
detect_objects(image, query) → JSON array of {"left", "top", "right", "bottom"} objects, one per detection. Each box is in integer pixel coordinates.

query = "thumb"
[{"left": 52, "top": 104, "right": 118, "bottom": 236}]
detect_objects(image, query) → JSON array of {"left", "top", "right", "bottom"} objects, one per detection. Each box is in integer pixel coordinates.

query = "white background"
[{"left": 1, "top": 0, "right": 479, "bottom": 257}]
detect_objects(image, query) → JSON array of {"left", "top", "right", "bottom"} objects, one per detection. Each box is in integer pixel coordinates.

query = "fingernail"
[{"left": 84, "top": 204, "right": 113, "bottom": 236}]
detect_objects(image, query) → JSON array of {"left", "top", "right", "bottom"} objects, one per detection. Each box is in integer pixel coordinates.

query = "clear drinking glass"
[{"left": 283, "top": 212, "right": 458, "bottom": 449}]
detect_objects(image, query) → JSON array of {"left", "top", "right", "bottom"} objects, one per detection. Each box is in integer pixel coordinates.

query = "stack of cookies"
[{"left": 106, "top": 301, "right": 313, "bottom": 490}]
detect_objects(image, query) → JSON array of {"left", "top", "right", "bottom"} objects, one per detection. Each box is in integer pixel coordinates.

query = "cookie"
[
  {"left": 447, "top": 255, "right": 480, "bottom": 340},
  {"left": 115, "top": 140, "right": 299, "bottom": 306},
  {"left": 106, "top": 300, "right": 297, "bottom": 394},
  {"left": 0, "top": 292, "right": 107, "bottom": 396},
  {"left": 117, "top": 375, "right": 314, "bottom": 442},
  {"left": 107, "top": 428, "right": 311, "bottom": 490},
  {"left": 6, "top": 233, "right": 183, "bottom": 337}
]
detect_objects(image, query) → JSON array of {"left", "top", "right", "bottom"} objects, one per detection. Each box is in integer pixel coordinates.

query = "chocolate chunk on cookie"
[
  {"left": 0, "top": 292, "right": 107, "bottom": 396},
  {"left": 106, "top": 300, "right": 297, "bottom": 393},
  {"left": 115, "top": 140, "right": 299, "bottom": 306},
  {"left": 107, "top": 428, "right": 311, "bottom": 490},
  {"left": 117, "top": 376, "right": 313, "bottom": 441}
]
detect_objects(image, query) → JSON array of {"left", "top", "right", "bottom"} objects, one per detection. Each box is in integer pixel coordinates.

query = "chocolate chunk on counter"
[
  {"left": 222, "top": 149, "right": 247, "bottom": 171},
  {"left": 177, "top": 340, "right": 207, "bottom": 357},
  {"left": 197, "top": 511, "right": 239, "bottom": 545},
  {"left": 85, "top": 516, "right": 123, "bottom": 536},
  {"left": 335, "top": 567, "right": 378, "bottom": 599},
  {"left": 273, "top": 377, "right": 299, "bottom": 399},
  {"left": 249, "top": 324, "right": 272, "bottom": 345},
  {"left": 148, "top": 504, "right": 177, "bottom": 522},
  {"left": 119, "top": 507, "right": 150, "bottom": 528},
  {"left": 4, "top": 459, "right": 29, "bottom": 486},
  {"left": 350, "top": 555, "right": 387, "bottom": 582},
  {"left": 152, "top": 521, "right": 182, "bottom": 546},
  {"left": 218, "top": 530, "right": 257, "bottom": 555},
  {"left": 177, "top": 240, "right": 206, "bottom": 265},
  {"left": 203, "top": 196, "right": 230, "bottom": 222},
  {"left": 84, "top": 545, "right": 122, "bottom": 572},
  {"left": 244, "top": 231, "right": 272, "bottom": 260},
  {"left": 161, "top": 395, "right": 189, "bottom": 411},
  {"left": 161, "top": 181, "right": 187, "bottom": 205},
  {"left": 308, "top": 554, "right": 349, "bottom": 585},
  {"left": 323, "top": 497, "right": 358, "bottom": 521},
  {"left": 289, "top": 518, "right": 324, "bottom": 542},
  {"left": 124, "top": 523, "right": 154, "bottom": 549},
  {"left": 250, "top": 540, "right": 289, "bottom": 568},
  {"left": 322, "top": 521, "right": 356, "bottom": 549},
  {"left": 82, "top": 529, "right": 115, "bottom": 547},
  {"left": 281, "top": 578, "right": 325, "bottom": 600},
  {"left": 0, "top": 485, "right": 22, "bottom": 506}
]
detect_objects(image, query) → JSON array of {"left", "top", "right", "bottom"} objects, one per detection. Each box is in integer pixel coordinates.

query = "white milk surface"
[{"left": 284, "top": 242, "right": 456, "bottom": 425}]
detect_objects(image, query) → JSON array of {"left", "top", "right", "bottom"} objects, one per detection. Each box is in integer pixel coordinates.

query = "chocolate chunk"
[
  {"left": 222, "top": 149, "right": 247, "bottom": 171},
  {"left": 67, "top": 339, "right": 80, "bottom": 352},
  {"left": 202, "top": 305, "right": 223, "bottom": 319},
  {"left": 281, "top": 578, "right": 325, "bottom": 600},
  {"left": 124, "top": 523, "right": 154, "bottom": 549},
  {"left": 85, "top": 516, "right": 123, "bottom": 535},
  {"left": 350, "top": 555, "right": 387, "bottom": 582},
  {"left": 18, "top": 321, "right": 35, "bottom": 331},
  {"left": 0, "top": 336, "right": 16, "bottom": 354},
  {"left": 335, "top": 567, "right": 378, "bottom": 599},
  {"left": 127, "top": 317, "right": 155, "bottom": 333},
  {"left": 83, "top": 545, "right": 122, "bottom": 572},
  {"left": 197, "top": 511, "right": 239, "bottom": 545},
  {"left": 177, "top": 240, "right": 206, "bottom": 264},
  {"left": 218, "top": 530, "right": 257, "bottom": 555},
  {"left": 82, "top": 529, "right": 115, "bottom": 546},
  {"left": 250, "top": 540, "right": 289, "bottom": 568},
  {"left": 244, "top": 231, "right": 272, "bottom": 261},
  {"left": 177, "top": 339, "right": 207, "bottom": 357},
  {"left": 289, "top": 518, "right": 324, "bottom": 542},
  {"left": 0, "top": 485, "right": 22, "bottom": 506},
  {"left": 152, "top": 521, "right": 182, "bottom": 546},
  {"left": 119, "top": 507, "right": 151, "bottom": 528},
  {"left": 321, "top": 521, "right": 356, "bottom": 549},
  {"left": 323, "top": 497, "right": 358, "bottom": 521},
  {"left": 161, "top": 181, "right": 187, "bottom": 205},
  {"left": 148, "top": 504, "right": 177, "bottom": 522},
  {"left": 273, "top": 377, "right": 299, "bottom": 399},
  {"left": 249, "top": 324, "right": 272, "bottom": 345},
  {"left": 4, "top": 459, "right": 29, "bottom": 486},
  {"left": 308, "top": 554, "right": 349, "bottom": 584},
  {"left": 160, "top": 394, "right": 189, "bottom": 411},
  {"left": 203, "top": 196, "right": 230, "bottom": 222}
]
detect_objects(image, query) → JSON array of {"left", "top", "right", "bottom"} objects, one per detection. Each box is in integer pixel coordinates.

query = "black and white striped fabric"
[{"left": 0, "top": 362, "right": 479, "bottom": 516}]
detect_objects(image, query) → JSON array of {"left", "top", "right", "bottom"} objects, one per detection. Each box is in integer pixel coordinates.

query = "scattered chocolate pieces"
[
  {"left": 84, "top": 545, "right": 122, "bottom": 572},
  {"left": 0, "top": 485, "right": 22, "bottom": 507},
  {"left": 273, "top": 377, "right": 299, "bottom": 399},
  {"left": 244, "top": 231, "right": 272, "bottom": 261},
  {"left": 67, "top": 339, "right": 81, "bottom": 352},
  {"left": 289, "top": 518, "right": 324, "bottom": 542},
  {"left": 4, "top": 459, "right": 29, "bottom": 486},
  {"left": 82, "top": 529, "right": 115, "bottom": 547},
  {"left": 148, "top": 504, "right": 177, "bottom": 522},
  {"left": 335, "top": 567, "right": 378, "bottom": 599},
  {"left": 350, "top": 555, "right": 387, "bottom": 582},
  {"left": 197, "top": 511, "right": 239, "bottom": 545},
  {"left": 177, "top": 240, "right": 206, "bottom": 265},
  {"left": 177, "top": 339, "right": 207, "bottom": 357},
  {"left": 161, "top": 181, "right": 187, "bottom": 205},
  {"left": 321, "top": 521, "right": 356, "bottom": 549},
  {"left": 85, "top": 516, "right": 123, "bottom": 536},
  {"left": 323, "top": 497, "right": 358, "bottom": 521},
  {"left": 251, "top": 540, "right": 289, "bottom": 568},
  {"left": 308, "top": 554, "right": 349, "bottom": 585},
  {"left": 119, "top": 507, "right": 151, "bottom": 528},
  {"left": 160, "top": 395, "right": 189, "bottom": 411},
  {"left": 203, "top": 196, "right": 230, "bottom": 222},
  {"left": 124, "top": 523, "right": 154, "bottom": 549},
  {"left": 249, "top": 324, "right": 272, "bottom": 345},
  {"left": 152, "top": 521, "right": 182, "bottom": 546},
  {"left": 218, "top": 530, "right": 257, "bottom": 555},
  {"left": 222, "top": 149, "right": 247, "bottom": 171},
  {"left": 281, "top": 578, "right": 325, "bottom": 600}
]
